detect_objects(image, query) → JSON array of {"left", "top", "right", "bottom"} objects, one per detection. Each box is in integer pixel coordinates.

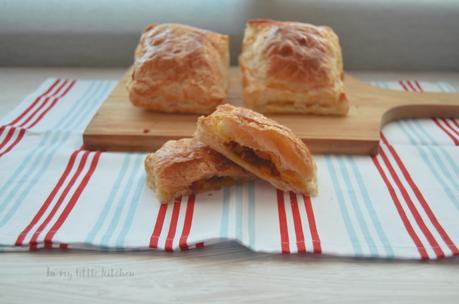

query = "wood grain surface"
[
  {"left": 1, "top": 242, "right": 459, "bottom": 304},
  {"left": 1, "top": 68, "right": 458, "bottom": 304},
  {"left": 83, "top": 67, "right": 459, "bottom": 155}
]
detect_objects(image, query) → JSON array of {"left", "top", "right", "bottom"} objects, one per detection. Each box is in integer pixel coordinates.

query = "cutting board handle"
[
  {"left": 346, "top": 76, "right": 459, "bottom": 126},
  {"left": 380, "top": 90, "right": 459, "bottom": 126}
]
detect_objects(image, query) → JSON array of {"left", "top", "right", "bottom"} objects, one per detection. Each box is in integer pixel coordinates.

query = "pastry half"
[
  {"left": 127, "top": 23, "right": 230, "bottom": 114},
  {"left": 145, "top": 138, "right": 252, "bottom": 202},
  {"left": 195, "top": 104, "right": 317, "bottom": 195},
  {"left": 239, "top": 19, "right": 348, "bottom": 116}
]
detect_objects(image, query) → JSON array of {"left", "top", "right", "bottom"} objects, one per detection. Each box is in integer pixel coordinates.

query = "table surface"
[{"left": 0, "top": 68, "right": 458, "bottom": 304}]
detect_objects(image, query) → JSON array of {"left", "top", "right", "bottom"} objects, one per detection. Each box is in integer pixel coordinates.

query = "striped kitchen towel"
[{"left": 0, "top": 78, "right": 458, "bottom": 260}]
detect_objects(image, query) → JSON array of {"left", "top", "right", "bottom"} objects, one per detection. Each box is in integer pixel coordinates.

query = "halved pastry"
[
  {"left": 127, "top": 23, "right": 230, "bottom": 114},
  {"left": 195, "top": 104, "right": 317, "bottom": 195},
  {"left": 144, "top": 138, "right": 253, "bottom": 202},
  {"left": 239, "top": 19, "right": 348, "bottom": 115}
]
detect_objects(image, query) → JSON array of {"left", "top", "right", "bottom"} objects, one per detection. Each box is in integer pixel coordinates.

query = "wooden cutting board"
[{"left": 83, "top": 67, "right": 459, "bottom": 155}]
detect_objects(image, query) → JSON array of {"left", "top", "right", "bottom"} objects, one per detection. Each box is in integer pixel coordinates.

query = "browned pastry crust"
[
  {"left": 239, "top": 19, "right": 348, "bottom": 115},
  {"left": 195, "top": 104, "right": 317, "bottom": 195},
  {"left": 144, "top": 138, "right": 253, "bottom": 202},
  {"left": 127, "top": 23, "right": 230, "bottom": 114}
]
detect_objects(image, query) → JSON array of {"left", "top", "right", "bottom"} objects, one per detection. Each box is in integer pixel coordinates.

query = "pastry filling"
[
  {"left": 224, "top": 141, "right": 280, "bottom": 177},
  {"left": 190, "top": 176, "right": 236, "bottom": 192}
]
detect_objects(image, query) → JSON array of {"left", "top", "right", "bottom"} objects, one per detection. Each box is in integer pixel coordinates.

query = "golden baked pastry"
[
  {"left": 127, "top": 23, "right": 230, "bottom": 114},
  {"left": 145, "top": 138, "right": 252, "bottom": 202},
  {"left": 239, "top": 19, "right": 348, "bottom": 115},
  {"left": 195, "top": 104, "right": 317, "bottom": 195}
]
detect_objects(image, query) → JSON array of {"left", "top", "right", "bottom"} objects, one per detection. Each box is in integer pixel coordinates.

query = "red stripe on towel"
[
  {"left": 0, "top": 80, "right": 76, "bottom": 157},
  {"left": 15, "top": 149, "right": 81, "bottom": 247},
  {"left": 165, "top": 197, "right": 181, "bottom": 252},
  {"left": 379, "top": 141, "right": 444, "bottom": 258},
  {"left": 381, "top": 134, "right": 458, "bottom": 256},
  {"left": 29, "top": 151, "right": 90, "bottom": 249},
  {"left": 0, "top": 128, "right": 15, "bottom": 151},
  {"left": 276, "top": 190, "right": 290, "bottom": 254},
  {"left": 446, "top": 118, "right": 459, "bottom": 132},
  {"left": 27, "top": 80, "right": 76, "bottom": 129},
  {"left": 289, "top": 192, "right": 306, "bottom": 253},
  {"left": 7, "top": 79, "right": 61, "bottom": 126},
  {"left": 433, "top": 119, "right": 459, "bottom": 145},
  {"left": 0, "top": 128, "right": 26, "bottom": 158},
  {"left": 398, "top": 80, "right": 410, "bottom": 91},
  {"left": 413, "top": 80, "right": 424, "bottom": 93},
  {"left": 411, "top": 80, "right": 459, "bottom": 144},
  {"left": 440, "top": 118, "right": 459, "bottom": 137},
  {"left": 450, "top": 118, "right": 459, "bottom": 129},
  {"left": 44, "top": 152, "right": 101, "bottom": 247},
  {"left": 17, "top": 80, "right": 70, "bottom": 128},
  {"left": 149, "top": 204, "right": 168, "bottom": 249},
  {"left": 406, "top": 80, "right": 418, "bottom": 92},
  {"left": 303, "top": 195, "right": 322, "bottom": 254},
  {"left": 179, "top": 195, "right": 196, "bottom": 250},
  {"left": 372, "top": 156, "right": 429, "bottom": 260}
]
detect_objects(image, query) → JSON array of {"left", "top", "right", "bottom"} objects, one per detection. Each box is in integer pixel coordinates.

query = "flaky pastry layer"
[
  {"left": 239, "top": 19, "right": 348, "bottom": 116},
  {"left": 128, "top": 23, "right": 230, "bottom": 114}
]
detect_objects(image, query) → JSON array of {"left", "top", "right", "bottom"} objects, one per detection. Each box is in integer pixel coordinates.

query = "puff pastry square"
[
  {"left": 239, "top": 19, "right": 348, "bottom": 115},
  {"left": 145, "top": 138, "right": 253, "bottom": 202},
  {"left": 195, "top": 104, "right": 317, "bottom": 195},
  {"left": 127, "top": 23, "right": 230, "bottom": 114}
]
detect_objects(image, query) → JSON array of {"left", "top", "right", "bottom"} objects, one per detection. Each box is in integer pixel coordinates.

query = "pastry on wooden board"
[
  {"left": 239, "top": 19, "right": 348, "bottom": 116},
  {"left": 127, "top": 23, "right": 230, "bottom": 114},
  {"left": 195, "top": 104, "right": 317, "bottom": 195},
  {"left": 145, "top": 138, "right": 253, "bottom": 202}
]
